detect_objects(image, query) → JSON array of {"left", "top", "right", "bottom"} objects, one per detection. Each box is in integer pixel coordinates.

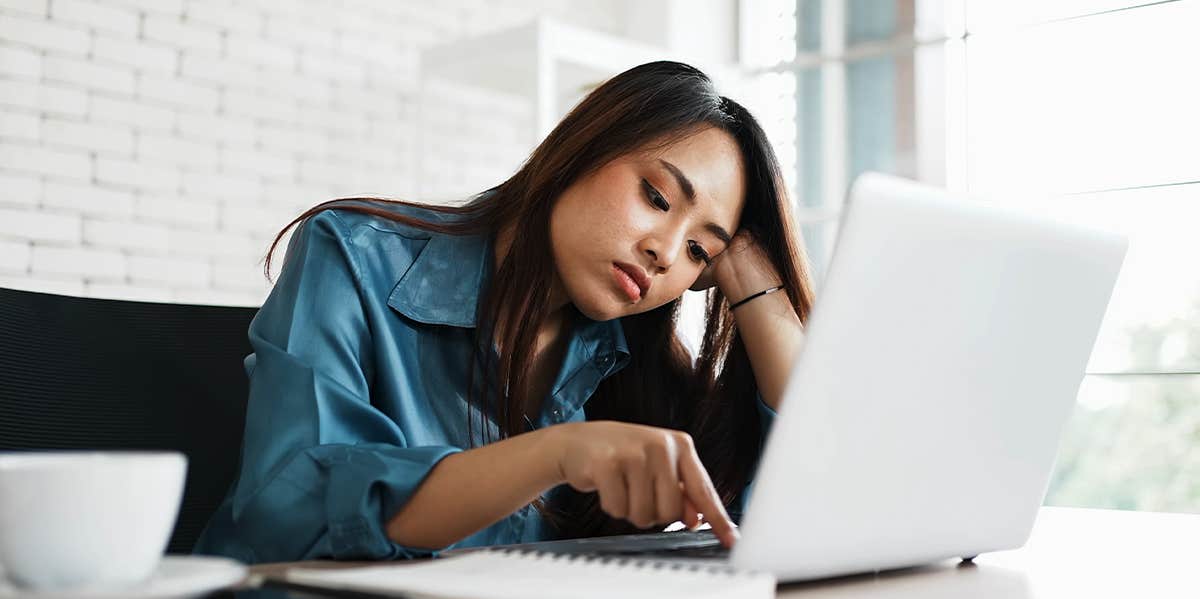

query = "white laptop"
[{"left": 446, "top": 171, "right": 1129, "bottom": 583}]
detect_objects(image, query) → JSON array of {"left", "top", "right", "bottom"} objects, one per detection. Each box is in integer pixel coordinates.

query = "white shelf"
[{"left": 419, "top": 17, "right": 676, "bottom": 141}]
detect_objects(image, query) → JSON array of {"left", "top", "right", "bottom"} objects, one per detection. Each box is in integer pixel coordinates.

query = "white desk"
[
  {"left": 774, "top": 506, "right": 1200, "bottom": 597},
  {"left": 246, "top": 506, "right": 1200, "bottom": 597}
]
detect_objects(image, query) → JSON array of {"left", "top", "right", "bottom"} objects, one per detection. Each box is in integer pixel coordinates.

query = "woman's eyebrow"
[{"left": 659, "top": 159, "right": 733, "bottom": 245}]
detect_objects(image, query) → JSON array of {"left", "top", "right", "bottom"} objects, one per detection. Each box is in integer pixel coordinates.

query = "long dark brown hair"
[{"left": 263, "top": 60, "right": 817, "bottom": 539}]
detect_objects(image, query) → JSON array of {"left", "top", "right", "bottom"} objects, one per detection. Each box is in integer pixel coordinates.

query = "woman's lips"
[{"left": 612, "top": 263, "right": 643, "bottom": 302}]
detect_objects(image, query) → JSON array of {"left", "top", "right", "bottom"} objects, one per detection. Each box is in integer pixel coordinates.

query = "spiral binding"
[{"left": 483, "top": 546, "right": 747, "bottom": 577}]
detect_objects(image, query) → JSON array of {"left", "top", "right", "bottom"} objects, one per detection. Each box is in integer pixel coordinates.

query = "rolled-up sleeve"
[{"left": 224, "top": 210, "right": 462, "bottom": 562}]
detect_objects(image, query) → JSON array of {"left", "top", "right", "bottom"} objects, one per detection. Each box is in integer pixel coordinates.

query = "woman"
[{"left": 194, "top": 61, "right": 814, "bottom": 564}]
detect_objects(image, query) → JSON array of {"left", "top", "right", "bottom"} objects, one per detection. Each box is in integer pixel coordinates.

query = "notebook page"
[{"left": 285, "top": 550, "right": 776, "bottom": 599}]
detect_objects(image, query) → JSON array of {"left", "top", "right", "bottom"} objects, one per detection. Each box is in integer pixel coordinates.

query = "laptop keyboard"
[
  {"left": 445, "top": 529, "right": 731, "bottom": 560},
  {"left": 616, "top": 543, "right": 731, "bottom": 559},
  {"left": 573, "top": 529, "right": 731, "bottom": 559}
]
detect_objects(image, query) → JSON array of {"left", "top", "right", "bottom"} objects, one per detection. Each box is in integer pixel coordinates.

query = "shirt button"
[
  {"left": 594, "top": 353, "right": 612, "bottom": 368},
  {"left": 551, "top": 408, "right": 562, "bottom": 422}
]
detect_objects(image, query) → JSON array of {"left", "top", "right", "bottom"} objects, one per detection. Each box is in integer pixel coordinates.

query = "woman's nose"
[
  {"left": 643, "top": 223, "right": 687, "bottom": 272},
  {"left": 644, "top": 241, "right": 680, "bottom": 272}
]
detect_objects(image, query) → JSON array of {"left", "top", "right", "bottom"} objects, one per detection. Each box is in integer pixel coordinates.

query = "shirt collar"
[
  {"left": 386, "top": 229, "right": 629, "bottom": 360},
  {"left": 387, "top": 230, "right": 491, "bottom": 328}
]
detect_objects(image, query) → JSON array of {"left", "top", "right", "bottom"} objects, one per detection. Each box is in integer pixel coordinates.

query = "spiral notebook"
[{"left": 273, "top": 548, "right": 776, "bottom": 599}]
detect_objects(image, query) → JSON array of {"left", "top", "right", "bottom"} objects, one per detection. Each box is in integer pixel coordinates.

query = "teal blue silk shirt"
[{"left": 192, "top": 200, "right": 778, "bottom": 564}]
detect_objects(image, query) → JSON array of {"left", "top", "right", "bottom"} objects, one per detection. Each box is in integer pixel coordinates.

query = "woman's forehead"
[{"left": 637, "top": 128, "right": 746, "bottom": 221}]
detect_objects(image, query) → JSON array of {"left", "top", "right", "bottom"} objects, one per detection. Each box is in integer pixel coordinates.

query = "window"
[{"left": 737, "top": 0, "right": 1200, "bottom": 513}]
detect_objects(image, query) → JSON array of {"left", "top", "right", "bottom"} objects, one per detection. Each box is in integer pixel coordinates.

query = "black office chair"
[{"left": 0, "top": 286, "right": 257, "bottom": 554}]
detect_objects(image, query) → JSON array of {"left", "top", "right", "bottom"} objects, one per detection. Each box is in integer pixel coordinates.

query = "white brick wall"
[{"left": 0, "top": 0, "right": 631, "bottom": 306}]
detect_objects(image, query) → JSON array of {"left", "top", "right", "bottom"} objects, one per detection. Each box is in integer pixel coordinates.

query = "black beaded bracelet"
[{"left": 729, "top": 284, "right": 785, "bottom": 311}]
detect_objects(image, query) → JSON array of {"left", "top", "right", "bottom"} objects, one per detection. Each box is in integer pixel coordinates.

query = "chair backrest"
[{"left": 0, "top": 286, "right": 256, "bottom": 554}]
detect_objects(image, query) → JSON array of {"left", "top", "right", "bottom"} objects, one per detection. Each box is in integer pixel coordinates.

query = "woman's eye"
[
  {"left": 643, "top": 178, "right": 707, "bottom": 264},
  {"left": 642, "top": 179, "right": 670, "bottom": 211}
]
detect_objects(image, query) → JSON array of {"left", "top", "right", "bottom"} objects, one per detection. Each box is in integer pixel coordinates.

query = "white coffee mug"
[{"left": 0, "top": 451, "right": 187, "bottom": 590}]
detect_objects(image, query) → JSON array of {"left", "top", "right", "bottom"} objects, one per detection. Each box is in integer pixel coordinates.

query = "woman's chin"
[
  {"left": 577, "top": 305, "right": 621, "bottom": 322},
  {"left": 572, "top": 294, "right": 630, "bottom": 322}
]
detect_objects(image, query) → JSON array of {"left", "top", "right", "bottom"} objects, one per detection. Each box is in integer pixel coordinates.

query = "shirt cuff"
[
  {"left": 232, "top": 443, "right": 464, "bottom": 562},
  {"left": 314, "top": 444, "right": 465, "bottom": 560}
]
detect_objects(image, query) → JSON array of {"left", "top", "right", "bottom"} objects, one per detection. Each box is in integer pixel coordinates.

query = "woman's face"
[{"left": 550, "top": 126, "right": 747, "bottom": 322}]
